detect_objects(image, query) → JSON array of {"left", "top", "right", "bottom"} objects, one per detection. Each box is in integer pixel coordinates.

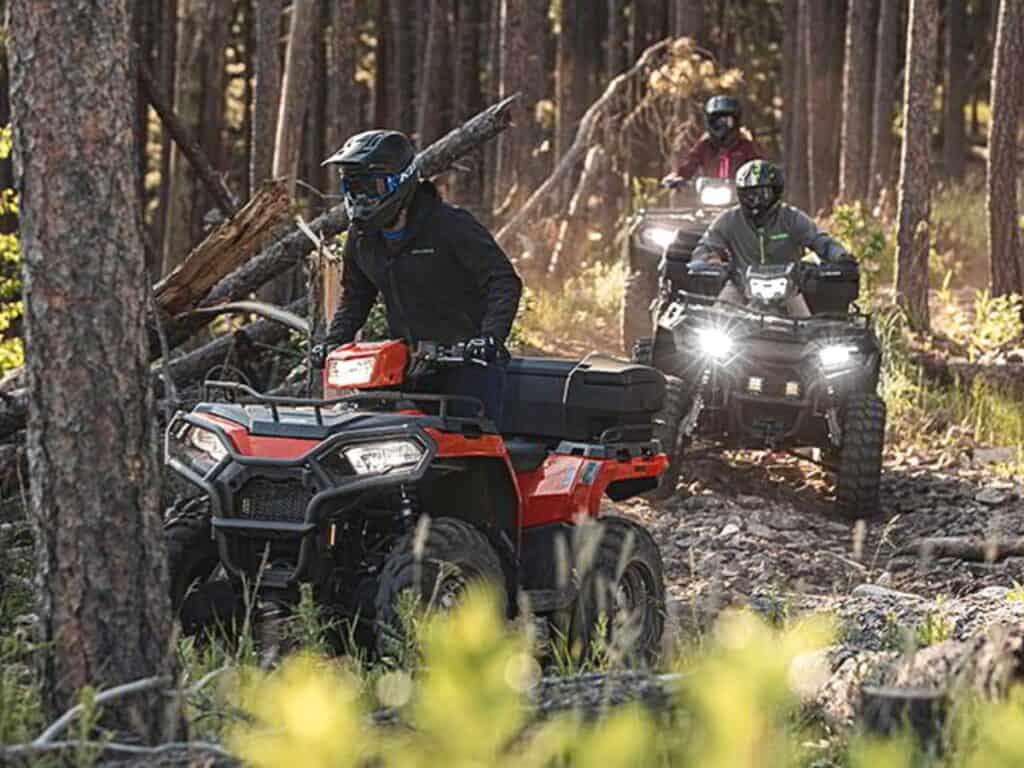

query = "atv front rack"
[
  {"left": 664, "top": 290, "right": 870, "bottom": 331},
  {"left": 202, "top": 380, "right": 487, "bottom": 422}
]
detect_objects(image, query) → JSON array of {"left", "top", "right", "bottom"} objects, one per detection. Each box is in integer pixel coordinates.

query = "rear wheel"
[
  {"left": 375, "top": 517, "right": 506, "bottom": 661},
  {"left": 836, "top": 394, "right": 886, "bottom": 519},
  {"left": 651, "top": 375, "right": 689, "bottom": 501},
  {"left": 566, "top": 516, "right": 666, "bottom": 667},
  {"left": 621, "top": 266, "right": 657, "bottom": 354}
]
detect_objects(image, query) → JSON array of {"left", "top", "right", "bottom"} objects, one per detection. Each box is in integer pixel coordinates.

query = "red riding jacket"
[{"left": 675, "top": 132, "right": 764, "bottom": 180}]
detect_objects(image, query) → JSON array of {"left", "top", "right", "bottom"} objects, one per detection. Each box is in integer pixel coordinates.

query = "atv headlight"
[
  {"left": 343, "top": 440, "right": 424, "bottom": 475},
  {"left": 328, "top": 356, "right": 376, "bottom": 388},
  {"left": 696, "top": 327, "right": 734, "bottom": 361},
  {"left": 748, "top": 277, "right": 790, "bottom": 302},
  {"left": 818, "top": 344, "right": 858, "bottom": 369},
  {"left": 189, "top": 426, "right": 229, "bottom": 463},
  {"left": 640, "top": 226, "right": 677, "bottom": 250},
  {"left": 699, "top": 184, "right": 734, "bottom": 207}
]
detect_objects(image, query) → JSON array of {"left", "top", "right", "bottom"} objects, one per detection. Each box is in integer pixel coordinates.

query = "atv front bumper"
[{"left": 165, "top": 412, "right": 437, "bottom": 577}]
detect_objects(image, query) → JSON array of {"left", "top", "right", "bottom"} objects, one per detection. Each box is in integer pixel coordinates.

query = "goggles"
[
  {"left": 738, "top": 186, "right": 776, "bottom": 209},
  {"left": 708, "top": 114, "right": 736, "bottom": 132},
  {"left": 340, "top": 162, "right": 418, "bottom": 203}
]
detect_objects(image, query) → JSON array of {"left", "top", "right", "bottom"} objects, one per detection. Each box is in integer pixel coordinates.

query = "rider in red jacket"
[{"left": 663, "top": 95, "right": 764, "bottom": 184}]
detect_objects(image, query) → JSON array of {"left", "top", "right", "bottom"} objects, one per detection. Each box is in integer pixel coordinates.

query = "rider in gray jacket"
[{"left": 692, "top": 159, "right": 851, "bottom": 316}]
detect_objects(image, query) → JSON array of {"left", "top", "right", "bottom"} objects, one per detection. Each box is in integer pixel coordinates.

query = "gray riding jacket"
[{"left": 691, "top": 203, "right": 849, "bottom": 267}]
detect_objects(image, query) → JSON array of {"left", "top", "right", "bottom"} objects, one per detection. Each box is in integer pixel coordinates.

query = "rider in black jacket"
[{"left": 313, "top": 130, "right": 522, "bottom": 421}]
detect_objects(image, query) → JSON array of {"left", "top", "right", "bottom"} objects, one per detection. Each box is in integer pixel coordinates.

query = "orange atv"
[{"left": 164, "top": 339, "right": 669, "bottom": 663}]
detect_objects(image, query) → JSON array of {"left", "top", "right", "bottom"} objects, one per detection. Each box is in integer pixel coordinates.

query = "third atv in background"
[
  {"left": 635, "top": 254, "right": 886, "bottom": 519},
  {"left": 620, "top": 176, "right": 738, "bottom": 352}
]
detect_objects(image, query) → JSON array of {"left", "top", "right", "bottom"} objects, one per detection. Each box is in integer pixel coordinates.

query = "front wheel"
[
  {"left": 565, "top": 516, "right": 666, "bottom": 667},
  {"left": 835, "top": 394, "right": 887, "bottom": 520},
  {"left": 374, "top": 517, "right": 506, "bottom": 661},
  {"left": 651, "top": 375, "right": 689, "bottom": 501}
]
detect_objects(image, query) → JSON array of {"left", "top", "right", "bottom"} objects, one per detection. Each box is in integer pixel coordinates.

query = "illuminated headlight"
[
  {"left": 695, "top": 327, "right": 734, "bottom": 361},
  {"left": 343, "top": 440, "right": 424, "bottom": 475},
  {"left": 188, "top": 426, "right": 229, "bottom": 463},
  {"left": 749, "top": 277, "right": 789, "bottom": 302},
  {"left": 327, "top": 356, "right": 376, "bottom": 388},
  {"left": 747, "top": 376, "right": 763, "bottom": 393},
  {"left": 818, "top": 344, "right": 858, "bottom": 369},
  {"left": 699, "top": 185, "right": 735, "bottom": 207},
  {"left": 640, "top": 226, "right": 677, "bottom": 250},
  {"left": 785, "top": 381, "right": 801, "bottom": 397}
]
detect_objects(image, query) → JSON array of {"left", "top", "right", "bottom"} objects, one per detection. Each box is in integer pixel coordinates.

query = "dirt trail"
[{"left": 620, "top": 443, "right": 1024, "bottom": 640}]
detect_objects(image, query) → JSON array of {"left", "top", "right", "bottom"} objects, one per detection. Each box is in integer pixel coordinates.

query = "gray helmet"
[
  {"left": 323, "top": 130, "right": 419, "bottom": 232},
  {"left": 704, "top": 95, "right": 742, "bottom": 145}
]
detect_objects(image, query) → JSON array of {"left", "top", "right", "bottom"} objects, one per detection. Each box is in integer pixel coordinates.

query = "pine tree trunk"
[
  {"left": 200, "top": 0, "right": 232, "bottom": 174},
  {"left": 389, "top": 0, "right": 417, "bottom": 132},
  {"left": 273, "top": 0, "right": 314, "bottom": 195},
  {"left": 789, "top": 0, "right": 811, "bottom": 210},
  {"left": 452, "top": 0, "right": 485, "bottom": 207},
  {"left": 494, "top": 0, "right": 531, "bottom": 212},
  {"left": 942, "top": 0, "right": 969, "bottom": 181},
  {"left": 838, "top": 0, "right": 879, "bottom": 202},
  {"left": 374, "top": 0, "right": 391, "bottom": 126},
  {"left": 868, "top": 0, "right": 904, "bottom": 200},
  {"left": 328, "top": 0, "right": 358, "bottom": 153},
  {"left": 781, "top": 0, "right": 798, "bottom": 170},
  {"left": 805, "top": 0, "right": 846, "bottom": 212},
  {"left": 895, "top": 0, "right": 939, "bottom": 331},
  {"left": 987, "top": 0, "right": 1024, "bottom": 298},
  {"left": 673, "top": 0, "right": 705, "bottom": 40},
  {"left": 152, "top": 0, "right": 177, "bottom": 262},
  {"left": 607, "top": 0, "right": 626, "bottom": 76},
  {"left": 416, "top": 0, "right": 450, "bottom": 147},
  {"left": 250, "top": 0, "right": 281, "bottom": 193},
  {"left": 8, "top": 0, "right": 175, "bottom": 739}
]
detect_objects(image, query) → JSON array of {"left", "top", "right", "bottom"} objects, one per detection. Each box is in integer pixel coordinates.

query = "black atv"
[
  {"left": 621, "top": 177, "right": 737, "bottom": 352},
  {"left": 635, "top": 255, "right": 886, "bottom": 519}
]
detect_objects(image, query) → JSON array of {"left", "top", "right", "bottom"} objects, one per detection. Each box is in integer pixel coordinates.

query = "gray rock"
[
  {"left": 975, "top": 488, "right": 1010, "bottom": 507},
  {"left": 852, "top": 584, "right": 922, "bottom": 601},
  {"left": 973, "top": 586, "right": 1010, "bottom": 600},
  {"left": 718, "top": 523, "right": 740, "bottom": 539}
]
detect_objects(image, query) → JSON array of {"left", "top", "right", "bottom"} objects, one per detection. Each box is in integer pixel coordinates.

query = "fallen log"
[
  {"left": 547, "top": 144, "right": 608, "bottom": 277},
  {"left": 897, "top": 536, "right": 1024, "bottom": 562},
  {"left": 195, "top": 94, "right": 520, "bottom": 312},
  {"left": 153, "top": 181, "right": 291, "bottom": 317},
  {"left": 496, "top": 40, "right": 669, "bottom": 249}
]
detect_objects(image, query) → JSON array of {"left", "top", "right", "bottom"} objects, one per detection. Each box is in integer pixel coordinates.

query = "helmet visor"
[
  {"left": 738, "top": 185, "right": 776, "bottom": 210},
  {"left": 708, "top": 114, "right": 736, "bottom": 133}
]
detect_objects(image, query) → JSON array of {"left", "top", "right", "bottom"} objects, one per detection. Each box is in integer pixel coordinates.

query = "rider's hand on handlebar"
[
  {"left": 310, "top": 343, "right": 333, "bottom": 370},
  {"left": 704, "top": 250, "right": 728, "bottom": 265},
  {"left": 660, "top": 174, "right": 685, "bottom": 189},
  {"left": 464, "top": 336, "right": 502, "bottom": 364}
]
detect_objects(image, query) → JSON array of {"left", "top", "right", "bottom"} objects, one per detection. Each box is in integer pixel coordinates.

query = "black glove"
[
  {"left": 463, "top": 336, "right": 502, "bottom": 363},
  {"left": 310, "top": 343, "right": 333, "bottom": 370}
]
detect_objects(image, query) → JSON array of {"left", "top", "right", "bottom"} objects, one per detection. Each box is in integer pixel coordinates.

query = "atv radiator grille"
[{"left": 236, "top": 478, "right": 313, "bottom": 523}]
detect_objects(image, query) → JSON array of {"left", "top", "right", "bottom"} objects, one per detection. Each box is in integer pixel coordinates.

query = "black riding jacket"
[{"left": 326, "top": 181, "right": 523, "bottom": 346}]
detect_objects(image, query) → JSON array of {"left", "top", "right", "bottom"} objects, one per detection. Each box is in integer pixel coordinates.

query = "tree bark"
[
  {"left": 672, "top": 0, "right": 705, "bottom": 40},
  {"left": 328, "top": 0, "right": 359, "bottom": 153},
  {"left": 273, "top": 0, "right": 315, "bottom": 196},
  {"left": 8, "top": 0, "right": 175, "bottom": 739},
  {"left": 250, "top": 0, "right": 282, "bottom": 193},
  {"left": 152, "top": 0, "right": 177, "bottom": 261},
  {"left": 389, "top": 0, "right": 417, "bottom": 132},
  {"left": 838, "top": 0, "right": 879, "bottom": 202},
  {"left": 894, "top": 0, "right": 939, "bottom": 331},
  {"left": 373, "top": 0, "right": 391, "bottom": 126},
  {"left": 805, "top": 0, "right": 846, "bottom": 212},
  {"left": 789, "top": 0, "right": 811, "bottom": 210},
  {"left": 417, "top": 0, "right": 451, "bottom": 147},
  {"left": 868, "top": 0, "right": 904, "bottom": 200},
  {"left": 452, "top": 0, "right": 486, "bottom": 207},
  {"left": 987, "top": 0, "right": 1024, "bottom": 298},
  {"left": 942, "top": 0, "right": 969, "bottom": 181},
  {"left": 493, "top": 0, "right": 527, "bottom": 212}
]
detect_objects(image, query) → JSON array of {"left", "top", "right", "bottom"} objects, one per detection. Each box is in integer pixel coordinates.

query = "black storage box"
[
  {"left": 659, "top": 229, "right": 702, "bottom": 288},
  {"left": 804, "top": 261, "right": 860, "bottom": 315},
  {"left": 500, "top": 355, "right": 666, "bottom": 442},
  {"left": 676, "top": 261, "right": 728, "bottom": 300}
]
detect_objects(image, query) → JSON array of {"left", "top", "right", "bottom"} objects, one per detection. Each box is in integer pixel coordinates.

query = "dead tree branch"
[{"left": 496, "top": 41, "right": 670, "bottom": 248}]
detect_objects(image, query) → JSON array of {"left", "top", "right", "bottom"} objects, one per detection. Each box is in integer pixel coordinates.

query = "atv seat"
[{"left": 504, "top": 438, "right": 549, "bottom": 473}]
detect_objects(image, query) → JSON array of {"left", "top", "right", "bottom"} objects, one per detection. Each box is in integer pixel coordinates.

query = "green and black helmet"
[
  {"left": 323, "top": 130, "right": 419, "bottom": 232},
  {"left": 735, "top": 159, "right": 784, "bottom": 226},
  {"left": 704, "top": 95, "right": 742, "bottom": 145}
]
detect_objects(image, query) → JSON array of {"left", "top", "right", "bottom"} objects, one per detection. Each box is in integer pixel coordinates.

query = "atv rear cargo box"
[
  {"left": 501, "top": 355, "right": 666, "bottom": 441},
  {"left": 804, "top": 261, "right": 859, "bottom": 315}
]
